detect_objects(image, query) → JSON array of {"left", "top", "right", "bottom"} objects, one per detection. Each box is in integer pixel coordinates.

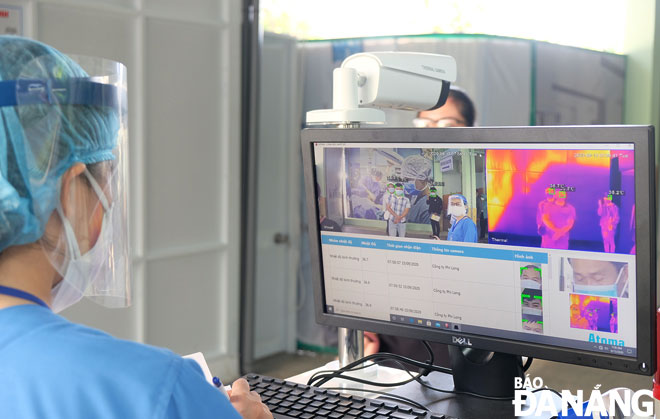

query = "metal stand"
[{"left": 338, "top": 327, "right": 364, "bottom": 368}]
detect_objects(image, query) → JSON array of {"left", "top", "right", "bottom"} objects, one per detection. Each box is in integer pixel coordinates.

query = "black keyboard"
[{"left": 244, "top": 373, "right": 456, "bottom": 419}]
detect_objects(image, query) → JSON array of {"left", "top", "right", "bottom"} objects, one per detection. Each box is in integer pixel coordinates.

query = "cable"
[
  {"left": 321, "top": 386, "right": 429, "bottom": 412},
  {"left": 532, "top": 387, "right": 563, "bottom": 398},
  {"left": 307, "top": 351, "right": 450, "bottom": 388},
  {"left": 309, "top": 351, "right": 517, "bottom": 402},
  {"left": 420, "top": 340, "right": 434, "bottom": 375},
  {"left": 308, "top": 350, "right": 545, "bottom": 402}
]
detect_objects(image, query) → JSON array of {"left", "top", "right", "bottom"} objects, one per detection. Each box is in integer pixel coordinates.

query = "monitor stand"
[
  {"left": 338, "top": 327, "right": 364, "bottom": 367},
  {"left": 448, "top": 345, "right": 523, "bottom": 398}
]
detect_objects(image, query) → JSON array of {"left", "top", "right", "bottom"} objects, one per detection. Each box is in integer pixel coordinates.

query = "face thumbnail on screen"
[{"left": 313, "top": 142, "right": 637, "bottom": 358}]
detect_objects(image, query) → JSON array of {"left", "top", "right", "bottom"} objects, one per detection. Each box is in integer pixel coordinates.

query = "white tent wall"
[
  {"left": 14, "top": 0, "right": 243, "bottom": 380},
  {"left": 300, "top": 35, "right": 625, "bottom": 127},
  {"left": 535, "top": 42, "right": 625, "bottom": 125}
]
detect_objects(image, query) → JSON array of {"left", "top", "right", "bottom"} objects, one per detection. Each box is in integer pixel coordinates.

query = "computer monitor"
[{"left": 301, "top": 125, "right": 656, "bottom": 397}]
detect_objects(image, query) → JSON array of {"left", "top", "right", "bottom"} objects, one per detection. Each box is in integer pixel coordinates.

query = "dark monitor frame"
[{"left": 301, "top": 125, "right": 656, "bottom": 376}]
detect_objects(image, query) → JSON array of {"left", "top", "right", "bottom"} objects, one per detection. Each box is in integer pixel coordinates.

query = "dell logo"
[{"left": 452, "top": 336, "right": 472, "bottom": 346}]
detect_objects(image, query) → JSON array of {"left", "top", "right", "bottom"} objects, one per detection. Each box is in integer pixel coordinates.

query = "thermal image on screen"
[
  {"left": 570, "top": 294, "right": 618, "bottom": 333},
  {"left": 487, "top": 149, "right": 635, "bottom": 254}
]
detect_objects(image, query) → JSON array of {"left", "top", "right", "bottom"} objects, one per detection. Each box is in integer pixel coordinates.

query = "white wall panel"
[
  {"left": 144, "top": 0, "right": 222, "bottom": 22},
  {"left": 145, "top": 252, "right": 224, "bottom": 355},
  {"left": 145, "top": 19, "right": 222, "bottom": 250},
  {"left": 39, "top": 0, "right": 136, "bottom": 8},
  {"left": 37, "top": 4, "right": 136, "bottom": 65}
]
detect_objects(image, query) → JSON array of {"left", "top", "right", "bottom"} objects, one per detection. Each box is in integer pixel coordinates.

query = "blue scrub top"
[
  {"left": 0, "top": 304, "right": 241, "bottom": 419},
  {"left": 447, "top": 217, "right": 478, "bottom": 243},
  {"left": 407, "top": 194, "right": 431, "bottom": 224}
]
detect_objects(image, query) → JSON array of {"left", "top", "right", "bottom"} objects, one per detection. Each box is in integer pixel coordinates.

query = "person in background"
[
  {"left": 630, "top": 204, "right": 636, "bottom": 254},
  {"left": 537, "top": 189, "right": 576, "bottom": 250},
  {"left": 0, "top": 36, "right": 269, "bottom": 419},
  {"left": 476, "top": 188, "right": 488, "bottom": 240},
  {"left": 597, "top": 194, "right": 620, "bottom": 253},
  {"left": 400, "top": 155, "right": 433, "bottom": 225},
  {"left": 385, "top": 183, "right": 410, "bottom": 238},
  {"left": 570, "top": 304, "right": 590, "bottom": 330},
  {"left": 413, "top": 86, "right": 476, "bottom": 128},
  {"left": 447, "top": 194, "right": 478, "bottom": 243},
  {"left": 427, "top": 186, "right": 443, "bottom": 239},
  {"left": 382, "top": 182, "right": 395, "bottom": 235},
  {"left": 357, "top": 167, "right": 384, "bottom": 204}
]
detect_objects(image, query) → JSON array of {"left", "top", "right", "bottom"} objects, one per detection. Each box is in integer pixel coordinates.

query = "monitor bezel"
[{"left": 301, "top": 125, "right": 656, "bottom": 376}]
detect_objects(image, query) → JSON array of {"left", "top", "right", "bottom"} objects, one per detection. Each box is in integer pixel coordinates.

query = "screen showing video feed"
[{"left": 314, "top": 142, "right": 637, "bottom": 358}]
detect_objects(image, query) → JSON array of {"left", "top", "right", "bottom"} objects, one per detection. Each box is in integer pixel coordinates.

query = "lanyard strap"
[{"left": 0, "top": 285, "right": 50, "bottom": 309}]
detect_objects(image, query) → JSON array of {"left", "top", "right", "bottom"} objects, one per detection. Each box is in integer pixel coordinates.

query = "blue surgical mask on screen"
[
  {"left": 404, "top": 181, "right": 418, "bottom": 196},
  {"left": 572, "top": 267, "right": 626, "bottom": 297}
]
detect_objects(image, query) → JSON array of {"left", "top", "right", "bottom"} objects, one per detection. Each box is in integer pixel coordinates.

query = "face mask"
[
  {"left": 395, "top": 189, "right": 404, "bottom": 197},
  {"left": 521, "top": 279, "right": 541, "bottom": 290},
  {"left": 448, "top": 205, "right": 465, "bottom": 218},
  {"left": 573, "top": 267, "right": 626, "bottom": 297},
  {"left": 430, "top": 192, "right": 437, "bottom": 198},
  {"left": 522, "top": 307, "right": 543, "bottom": 317},
  {"left": 387, "top": 187, "right": 395, "bottom": 194},
  {"left": 403, "top": 181, "right": 418, "bottom": 196},
  {"left": 52, "top": 170, "right": 113, "bottom": 313}
]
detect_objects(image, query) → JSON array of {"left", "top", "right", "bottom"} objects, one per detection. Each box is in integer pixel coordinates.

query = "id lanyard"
[{"left": 0, "top": 285, "right": 49, "bottom": 309}]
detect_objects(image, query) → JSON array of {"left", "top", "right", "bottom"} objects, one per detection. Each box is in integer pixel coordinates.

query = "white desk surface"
[{"left": 286, "top": 360, "right": 412, "bottom": 398}]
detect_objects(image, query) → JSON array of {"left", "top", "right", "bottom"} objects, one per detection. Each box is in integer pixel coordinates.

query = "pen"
[{"left": 213, "top": 376, "right": 230, "bottom": 399}]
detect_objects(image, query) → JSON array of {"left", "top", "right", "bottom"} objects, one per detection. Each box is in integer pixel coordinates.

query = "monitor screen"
[{"left": 302, "top": 126, "right": 655, "bottom": 375}]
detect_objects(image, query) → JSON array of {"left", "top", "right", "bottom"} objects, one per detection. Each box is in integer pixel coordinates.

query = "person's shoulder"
[
  {"left": 0, "top": 307, "right": 193, "bottom": 418},
  {"left": 6, "top": 307, "right": 179, "bottom": 375}
]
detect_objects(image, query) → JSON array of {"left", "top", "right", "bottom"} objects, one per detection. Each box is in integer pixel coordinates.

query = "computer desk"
[
  {"left": 285, "top": 359, "right": 654, "bottom": 418},
  {"left": 286, "top": 360, "right": 517, "bottom": 419}
]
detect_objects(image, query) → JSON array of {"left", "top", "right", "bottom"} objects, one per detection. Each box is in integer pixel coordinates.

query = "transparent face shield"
[{"left": 12, "top": 54, "right": 129, "bottom": 310}]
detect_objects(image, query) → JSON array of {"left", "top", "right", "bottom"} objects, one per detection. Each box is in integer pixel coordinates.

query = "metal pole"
[
  {"left": 338, "top": 327, "right": 364, "bottom": 368},
  {"left": 336, "top": 121, "right": 364, "bottom": 368}
]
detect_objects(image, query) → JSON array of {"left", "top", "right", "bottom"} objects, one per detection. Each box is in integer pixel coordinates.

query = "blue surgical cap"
[
  {"left": 450, "top": 194, "right": 468, "bottom": 206},
  {"left": 0, "top": 36, "right": 119, "bottom": 252}
]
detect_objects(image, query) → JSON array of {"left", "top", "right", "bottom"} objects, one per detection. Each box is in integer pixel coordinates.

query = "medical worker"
[
  {"left": 597, "top": 194, "right": 620, "bottom": 253},
  {"left": 400, "top": 154, "right": 432, "bottom": 224},
  {"left": 0, "top": 36, "right": 270, "bottom": 418},
  {"left": 446, "top": 194, "right": 477, "bottom": 242}
]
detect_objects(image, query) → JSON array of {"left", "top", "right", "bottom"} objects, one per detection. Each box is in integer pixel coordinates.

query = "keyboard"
[{"left": 244, "top": 373, "right": 456, "bottom": 419}]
